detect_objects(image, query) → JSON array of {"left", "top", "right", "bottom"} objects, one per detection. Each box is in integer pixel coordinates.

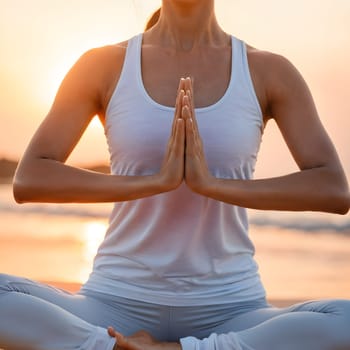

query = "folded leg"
[
  {"left": 0, "top": 274, "right": 115, "bottom": 350},
  {"left": 181, "top": 299, "right": 350, "bottom": 350}
]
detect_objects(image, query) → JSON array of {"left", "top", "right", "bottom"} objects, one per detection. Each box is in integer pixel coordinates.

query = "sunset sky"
[{"left": 1, "top": 0, "right": 349, "bottom": 180}]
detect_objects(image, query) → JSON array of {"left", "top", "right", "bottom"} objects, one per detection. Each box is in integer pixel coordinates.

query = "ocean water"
[{"left": 1, "top": 184, "right": 349, "bottom": 299}]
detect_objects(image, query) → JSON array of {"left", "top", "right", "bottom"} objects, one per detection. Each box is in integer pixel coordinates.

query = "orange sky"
[{"left": 0, "top": 0, "right": 349, "bottom": 180}]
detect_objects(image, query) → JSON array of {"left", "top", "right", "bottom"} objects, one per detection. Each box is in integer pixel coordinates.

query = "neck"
[{"left": 147, "top": 0, "right": 227, "bottom": 51}]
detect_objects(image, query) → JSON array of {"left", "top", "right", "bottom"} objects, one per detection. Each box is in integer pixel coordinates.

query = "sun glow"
[
  {"left": 31, "top": 51, "right": 81, "bottom": 112},
  {"left": 79, "top": 221, "right": 107, "bottom": 282},
  {"left": 90, "top": 116, "right": 104, "bottom": 131},
  {"left": 83, "top": 221, "right": 106, "bottom": 261}
]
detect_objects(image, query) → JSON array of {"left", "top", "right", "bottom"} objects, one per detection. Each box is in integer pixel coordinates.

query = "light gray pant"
[{"left": 0, "top": 274, "right": 350, "bottom": 350}]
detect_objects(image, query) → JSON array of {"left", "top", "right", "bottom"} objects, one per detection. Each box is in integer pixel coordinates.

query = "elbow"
[
  {"left": 321, "top": 167, "right": 350, "bottom": 215},
  {"left": 12, "top": 166, "right": 41, "bottom": 204},
  {"left": 333, "top": 192, "right": 350, "bottom": 215},
  {"left": 13, "top": 185, "right": 25, "bottom": 204},
  {"left": 325, "top": 187, "right": 350, "bottom": 215},
  {"left": 13, "top": 175, "right": 31, "bottom": 204}
]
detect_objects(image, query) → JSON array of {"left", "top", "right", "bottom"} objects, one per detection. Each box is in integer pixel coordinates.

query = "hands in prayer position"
[{"left": 159, "top": 77, "right": 213, "bottom": 195}]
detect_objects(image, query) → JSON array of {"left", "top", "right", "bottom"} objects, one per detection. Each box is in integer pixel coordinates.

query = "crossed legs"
[{"left": 1, "top": 273, "right": 350, "bottom": 350}]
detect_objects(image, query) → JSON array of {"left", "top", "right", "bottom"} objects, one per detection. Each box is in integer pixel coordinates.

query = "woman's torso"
[{"left": 81, "top": 33, "right": 267, "bottom": 306}]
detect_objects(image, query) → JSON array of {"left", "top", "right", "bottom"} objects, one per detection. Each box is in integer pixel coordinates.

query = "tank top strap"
[
  {"left": 106, "top": 34, "right": 142, "bottom": 116},
  {"left": 231, "top": 36, "right": 244, "bottom": 80},
  {"left": 231, "top": 36, "right": 262, "bottom": 116},
  {"left": 121, "top": 33, "right": 142, "bottom": 83}
]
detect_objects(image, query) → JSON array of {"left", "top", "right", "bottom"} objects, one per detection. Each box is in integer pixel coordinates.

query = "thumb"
[
  {"left": 108, "top": 329, "right": 131, "bottom": 349},
  {"left": 108, "top": 326, "right": 117, "bottom": 337}
]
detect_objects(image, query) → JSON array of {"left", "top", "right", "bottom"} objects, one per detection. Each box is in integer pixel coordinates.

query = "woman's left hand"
[
  {"left": 181, "top": 78, "right": 214, "bottom": 194},
  {"left": 108, "top": 327, "right": 181, "bottom": 350}
]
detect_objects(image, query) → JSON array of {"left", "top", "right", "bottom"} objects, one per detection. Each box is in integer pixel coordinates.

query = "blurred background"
[{"left": 0, "top": 0, "right": 349, "bottom": 300}]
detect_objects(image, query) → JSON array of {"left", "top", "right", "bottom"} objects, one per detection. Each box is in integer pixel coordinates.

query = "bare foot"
[{"left": 108, "top": 327, "right": 181, "bottom": 350}]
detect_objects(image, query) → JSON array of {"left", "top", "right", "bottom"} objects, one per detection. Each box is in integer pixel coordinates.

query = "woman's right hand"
[{"left": 158, "top": 79, "right": 186, "bottom": 191}]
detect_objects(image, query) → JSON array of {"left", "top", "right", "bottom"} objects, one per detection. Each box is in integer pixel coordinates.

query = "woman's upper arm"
[
  {"left": 265, "top": 53, "right": 347, "bottom": 177},
  {"left": 21, "top": 44, "right": 125, "bottom": 163}
]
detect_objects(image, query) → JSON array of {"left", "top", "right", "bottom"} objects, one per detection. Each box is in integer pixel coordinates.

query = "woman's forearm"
[
  {"left": 200, "top": 166, "right": 349, "bottom": 214},
  {"left": 13, "top": 158, "right": 165, "bottom": 203}
]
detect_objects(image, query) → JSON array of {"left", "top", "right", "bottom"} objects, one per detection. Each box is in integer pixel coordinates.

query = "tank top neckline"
[{"left": 134, "top": 33, "right": 237, "bottom": 113}]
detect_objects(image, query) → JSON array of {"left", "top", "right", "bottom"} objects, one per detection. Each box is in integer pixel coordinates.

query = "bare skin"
[
  {"left": 108, "top": 327, "right": 181, "bottom": 350},
  {"left": 11, "top": 0, "right": 350, "bottom": 348}
]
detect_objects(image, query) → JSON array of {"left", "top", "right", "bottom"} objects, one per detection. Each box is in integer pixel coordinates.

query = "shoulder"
[
  {"left": 71, "top": 40, "right": 128, "bottom": 82},
  {"left": 81, "top": 40, "right": 128, "bottom": 65},
  {"left": 50, "top": 38, "right": 133, "bottom": 118},
  {"left": 244, "top": 43, "right": 308, "bottom": 119},
  {"left": 245, "top": 44, "right": 298, "bottom": 78},
  {"left": 59, "top": 40, "right": 129, "bottom": 90},
  {"left": 64, "top": 39, "right": 130, "bottom": 114}
]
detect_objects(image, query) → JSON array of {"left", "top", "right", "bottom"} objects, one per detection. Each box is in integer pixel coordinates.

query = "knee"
[
  {"left": 326, "top": 299, "right": 350, "bottom": 347},
  {"left": 303, "top": 298, "right": 350, "bottom": 317},
  {"left": 0, "top": 273, "right": 12, "bottom": 292},
  {"left": 326, "top": 299, "right": 350, "bottom": 319},
  {"left": 335, "top": 299, "right": 350, "bottom": 331},
  {"left": 0, "top": 273, "right": 10, "bottom": 291},
  {"left": 0, "top": 273, "right": 27, "bottom": 294},
  {"left": 299, "top": 299, "right": 350, "bottom": 347}
]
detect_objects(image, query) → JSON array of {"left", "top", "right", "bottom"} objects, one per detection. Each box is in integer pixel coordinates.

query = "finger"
[
  {"left": 184, "top": 78, "right": 199, "bottom": 132},
  {"left": 175, "top": 77, "right": 186, "bottom": 120},
  {"left": 166, "top": 116, "right": 183, "bottom": 163},
  {"left": 114, "top": 332, "right": 130, "bottom": 349},
  {"left": 184, "top": 89, "right": 202, "bottom": 149},
  {"left": 171, "top": 89, "right": 185, "bottom": 137},
  {"left": 182, "top": 95, "right": 200, "bottom": 147},
  {"left": 174, "top": 118, "right": 185, "bottom": 157},
  {"left": 186, "top": 116, "right": 204, "bottom": 159},
  {"left": 177, "top": 77, "right": 186, "bottom": 94},
  {"left": 107, "top": 328, "right": 131, "bottom": 349},
  {"left": 168, "top": 118, "right": 185, "bottom": 163},
  {"left": 184, "top": 76, "right": 193, "bottom": 92},
  {"left": 184, "top": 84, "right": 194, "bottom": 114},
  {"left": 107, "top": 327, "right": 128, "bottom": 347},
  {"left": 181, "top": 77, "right": 187, "bottom": 92},
  {"left": 166, "top": 119, "right": 184, "bottom": 169},
  {"left": 185, "top": 77, "right": 194, "bottom": 107},
  {"left": 182, "top": 104, "right": 191, "bottom": 121},
  {"left": 185, "top": 118, "right": 196, "bottom": 157},
  {"left": 108, "top": 326, "right": 117, "bottom": 337},
  {"left": 186, "top": 89, "right": 193, "bottom": 110},
  {"left": 166, "top": 92, "right": 184, "bottom": 164},
  {"left": 176, "top": 89, "right": 185, "bottom": 119}
]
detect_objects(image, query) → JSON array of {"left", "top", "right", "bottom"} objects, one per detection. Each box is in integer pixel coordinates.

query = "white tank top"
[{"left": 82, "top": 34, "right": 266, "bottom": 306}]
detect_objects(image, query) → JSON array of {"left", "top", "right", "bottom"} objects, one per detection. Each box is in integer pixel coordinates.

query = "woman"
[{"left": 2, "top": 1, "right": 350, "bottom": 350}]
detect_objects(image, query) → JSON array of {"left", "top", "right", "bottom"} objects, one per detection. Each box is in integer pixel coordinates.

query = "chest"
[
  {"left": 107, "top": 99, "right": 262, "bottom": 179},
  {"left": 140, "top": 45, "right": 232, "bottom": 108},
  {"left": 105, "top": 35, "right": 264, "bottom": 178}
]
